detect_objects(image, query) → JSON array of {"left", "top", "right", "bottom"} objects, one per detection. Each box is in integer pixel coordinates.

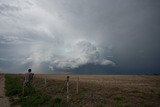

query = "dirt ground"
[{"left": 0, "top": 74, "right": 10, "bottom": 107}]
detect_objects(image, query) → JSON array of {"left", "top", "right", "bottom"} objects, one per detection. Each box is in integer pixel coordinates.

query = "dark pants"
[{"left": 23, "top": 80, "right": 32, "bottom": 87}]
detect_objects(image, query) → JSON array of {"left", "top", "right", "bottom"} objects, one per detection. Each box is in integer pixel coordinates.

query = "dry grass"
[{"left": 34, "top": 74, "right": 160, "bottom": 107}]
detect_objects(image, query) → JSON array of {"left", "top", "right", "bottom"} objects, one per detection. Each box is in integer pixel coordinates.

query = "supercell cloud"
[
  {"left": 0, "top": 0, "right": 115, "bottom": 72},
  {"left": 0, "top": 0, "right": 160, "bottom": 74}
]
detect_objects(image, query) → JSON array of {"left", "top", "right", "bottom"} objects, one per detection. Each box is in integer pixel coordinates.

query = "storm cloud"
[{"left": 0, "top": 0, "right": 160, "bottom": 74}]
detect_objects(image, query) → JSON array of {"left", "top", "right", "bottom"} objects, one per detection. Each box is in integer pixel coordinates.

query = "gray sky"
[{"left": 0, "top": 0, "right": 160, "bottom": 74}]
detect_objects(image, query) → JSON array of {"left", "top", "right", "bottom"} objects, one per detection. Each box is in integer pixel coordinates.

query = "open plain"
[{"left": 34, "top": 74, "right": 160, "bottom": 107}]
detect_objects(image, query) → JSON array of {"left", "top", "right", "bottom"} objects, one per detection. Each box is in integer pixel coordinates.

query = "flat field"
[{"left": 34, "top": 74, "right": 160, "bottom": 107}]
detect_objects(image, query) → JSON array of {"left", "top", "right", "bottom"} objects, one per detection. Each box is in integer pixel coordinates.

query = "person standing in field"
[{"left": 23, "top": 69, "right": 34, "bottom": 87}]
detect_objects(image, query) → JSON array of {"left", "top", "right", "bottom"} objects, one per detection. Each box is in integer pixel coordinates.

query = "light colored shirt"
[{"left": 24, "top": 72, "right": 33, "bottom": 82}]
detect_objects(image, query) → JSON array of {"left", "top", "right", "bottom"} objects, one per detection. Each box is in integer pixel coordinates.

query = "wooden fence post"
[
  {"left": 45, "top": 75, "right": 47, "bottom": 85},
  {"left": 76, "top": 76, "right": 79, "bottom": 94},
  {"left": 90, "top": 92, "right": 94, "bottom": 107},
  {"left": 66, "top": 76, "right": 69, "bottom": 102},
  {"left": 22, "top": 85, "right": 24, "bottom": 95}
]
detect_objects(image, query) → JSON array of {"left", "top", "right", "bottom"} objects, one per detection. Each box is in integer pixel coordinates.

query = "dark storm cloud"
[
  {"left": 104, "top": 0, "right": 160, "bottom": 73},
  {"left": 0, "top": 0, "right": 160, "bottom": 74}
]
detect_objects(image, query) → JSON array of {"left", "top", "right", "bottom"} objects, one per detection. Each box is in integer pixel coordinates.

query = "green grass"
[
  {"left": 20, "top": 93, "right": 52, "bottom": 107},
  {"left": 5, "top": 74, "right": 23, "bottom": 96},
  {"left": 114, "top": 96, "right": 122, "bottom": 107},
  {"left": 5, "top": 74, "right": 62, "bottom": 107}
]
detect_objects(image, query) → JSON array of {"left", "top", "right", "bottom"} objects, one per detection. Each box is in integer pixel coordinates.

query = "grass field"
[{"left": 5, "top": 74, "right": 160, "bottom": 107}]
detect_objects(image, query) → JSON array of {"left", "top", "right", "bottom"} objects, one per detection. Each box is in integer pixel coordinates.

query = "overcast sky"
[{"left": 0, "top": 0, "right": 160, "bottom": 74}]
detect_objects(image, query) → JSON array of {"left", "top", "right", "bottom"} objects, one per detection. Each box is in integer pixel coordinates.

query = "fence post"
[
  {"left": 66, "top": 76, "right": 69, "bottom": 102},
  {"left": 76, "top": 76, "right": 79, "bottom": 94},
  {"left": 22, "top": 85, "right": 24, "bottom": 95},
  {"left": 45, "top": 75, "right": 47, "bottom": 85},
  {"left": 90, "top": 92, "right": 94, "bottom": 107}
]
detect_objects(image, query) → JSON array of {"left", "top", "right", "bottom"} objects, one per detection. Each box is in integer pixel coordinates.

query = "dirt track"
[{"left": 0, "top": 74, "right": 10, "bottom": 107}]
